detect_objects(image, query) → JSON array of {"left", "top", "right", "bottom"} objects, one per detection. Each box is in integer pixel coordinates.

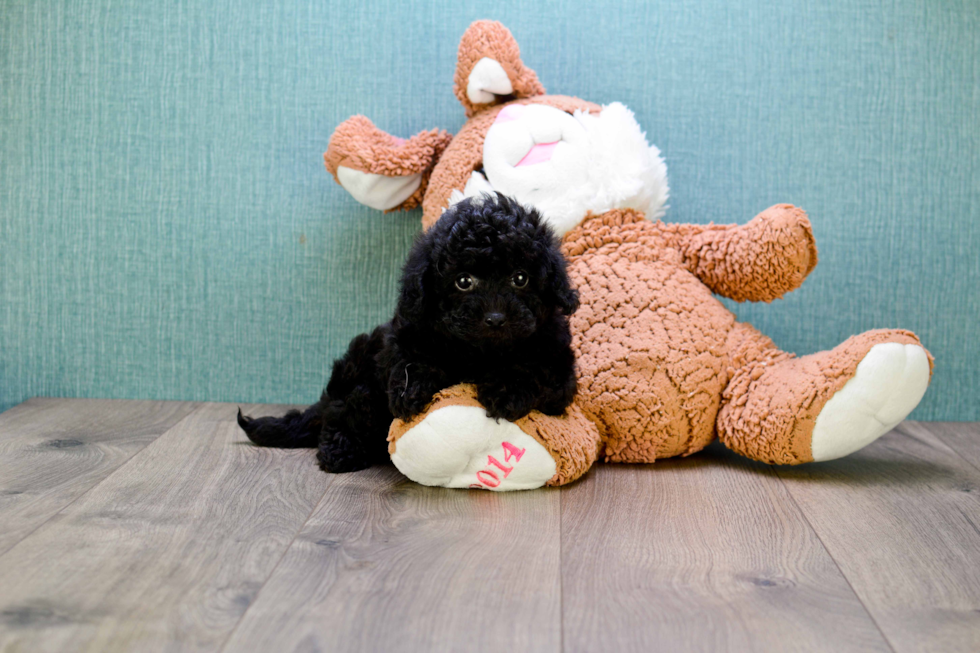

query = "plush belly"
[{"left": 568, "top": 255, "right": 735, "bottom": 462}]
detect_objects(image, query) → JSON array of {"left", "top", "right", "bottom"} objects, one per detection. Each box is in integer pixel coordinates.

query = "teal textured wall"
[{"left": 1, "top": 1, "right": 977, "bottom": 419}]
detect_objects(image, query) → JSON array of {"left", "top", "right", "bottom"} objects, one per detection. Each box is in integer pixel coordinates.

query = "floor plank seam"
[
  {"left": 896, "top": 423, "right": 969, "bottom": 464},
  {"left": 0, "top": 402, "right": 202, "bottom": 562},
  {"left": 558, "top": 487, "right": 564, "bottom": 653},
  {"left": 772, "top": 464, "right": 898, "bottom": 653},
  {"left": 217, "top": 473, "right": 337, "bottom": 653},
  {"left": 932, "top": 431, "right": 980, "bottom": 478}
]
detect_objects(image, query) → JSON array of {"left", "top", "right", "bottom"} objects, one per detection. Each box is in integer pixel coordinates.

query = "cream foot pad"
[
  {"left": 811, "top": 343, "right": 931, "bottom": 462},
  {"left": 390, "top": 404, "right": 557, "bottom": 491}
]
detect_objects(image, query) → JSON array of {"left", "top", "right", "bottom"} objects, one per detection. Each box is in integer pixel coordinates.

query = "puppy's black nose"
[{"left": 484, "top": 312, "right": 506, "bottom": 328}]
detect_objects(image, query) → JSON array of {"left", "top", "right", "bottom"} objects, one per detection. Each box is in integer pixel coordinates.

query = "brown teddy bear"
[{"left": 323, "top": 20, "right": 933, "bottom": 490}]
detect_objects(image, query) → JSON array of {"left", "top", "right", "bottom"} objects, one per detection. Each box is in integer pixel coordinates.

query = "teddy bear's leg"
[
  {"left": 717, "top": 323, "right": 932, "bottom": 464},
  {"left": 387, "top": 384, "right": 601, "bottom": 490}
]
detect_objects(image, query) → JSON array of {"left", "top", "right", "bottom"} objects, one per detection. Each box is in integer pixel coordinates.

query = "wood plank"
[
  {"left": 924, "top": 421, "right": 980, "bottom": 472},
  {"left": 561, "top": 444, "right": 890, "bottom": 652},
  {"left": 775, "top": 422, "right": 980, "bottom": 653},
  {"left": 0, "top": 402, "right": 330, "bottom": 653},
  {"left": 221, "top": 466, "right": 561, "bottom": 653},
  {"left": 0, "top": 397, "right": 199, "bottom": 556}
]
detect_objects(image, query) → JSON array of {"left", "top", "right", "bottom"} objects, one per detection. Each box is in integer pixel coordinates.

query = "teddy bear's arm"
[
  {"left": 664, "top": 204, "right": 818, "bottom": 303},
  {"left": 324, "top": 115, "right": 453, "bottom": 212}
]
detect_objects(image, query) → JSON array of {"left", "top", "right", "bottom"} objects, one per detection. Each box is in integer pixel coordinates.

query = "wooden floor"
[{"left": 0, "top": 399, "right": 978, "bottom": 652}]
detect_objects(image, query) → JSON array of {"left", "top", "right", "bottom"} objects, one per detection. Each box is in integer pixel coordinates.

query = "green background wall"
[{"left": 2, "top": 0, "right": 977, "bottom": 419}]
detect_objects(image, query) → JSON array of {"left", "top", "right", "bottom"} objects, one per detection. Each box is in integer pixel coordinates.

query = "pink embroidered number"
[
  {"left": 476, "top": 470, "right": 500, "bottom": 487},
  {"left": 471, "top": 442, "right": 525, "bottom": 489},
  {"left": 486, "top": 455, "right": 513, "bottom": 477},
  {"left": 502, "top": 441, "right": 525, "bottom": 462}
]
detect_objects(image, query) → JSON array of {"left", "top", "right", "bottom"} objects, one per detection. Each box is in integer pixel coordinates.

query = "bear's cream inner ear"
[
  {"left": 467, "top": 57, "right": 513, "bottom": 105},
  {"left": 337, "top": 166, "right": 422, "bottom": 211},
  {"left": 446, "top": 170, "right": 496, "bottom": 210}
]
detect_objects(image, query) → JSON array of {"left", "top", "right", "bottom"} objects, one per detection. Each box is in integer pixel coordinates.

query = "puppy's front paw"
[
  {"left": 389, "top": 388, "right": 435, "bottom": 421},
  {"left": 535, "top": 378, "right": 577, "bottom": 417},
  {"left": 536, "top": 398, "right": 571, "bottom": 417},
  {"left": 477, "top": 383, "right": 535, "bottom": 422}
]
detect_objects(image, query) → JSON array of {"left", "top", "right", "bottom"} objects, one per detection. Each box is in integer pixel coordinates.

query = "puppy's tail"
[{"left": 237, "top": 402, "right": 321, "bottom": 449}]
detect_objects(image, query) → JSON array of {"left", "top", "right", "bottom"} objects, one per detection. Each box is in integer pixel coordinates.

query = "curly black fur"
[{"left": 238, "top": 193, "right": 579, "bottom": 473}]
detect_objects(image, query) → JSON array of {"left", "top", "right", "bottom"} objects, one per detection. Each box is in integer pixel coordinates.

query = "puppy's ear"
[
  {"left": 395, "top": 236, "right": 433, "bottom": 323},
  {"left": 543, "top": 242, "right": 579, "bottom": 315}
]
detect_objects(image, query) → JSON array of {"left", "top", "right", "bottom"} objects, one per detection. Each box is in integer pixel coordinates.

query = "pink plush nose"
[
  {"left": 494, "top": 103, "right": 527, "bottom": 124},
  {"left": 516, "top": 142, "right": 558, "bottom": 167}
]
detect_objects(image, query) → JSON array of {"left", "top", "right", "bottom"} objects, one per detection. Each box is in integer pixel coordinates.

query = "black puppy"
[{"left": 238, "top": 193, "right": 579, "bottom": 473}]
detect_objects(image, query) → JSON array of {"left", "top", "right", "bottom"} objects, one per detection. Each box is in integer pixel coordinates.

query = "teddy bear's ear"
[
  {"left": 453, "top": 21, "right": 545, "bottom": 118},
  {"left": 324, "top": 116, "right": 453, "bottom": 212}
]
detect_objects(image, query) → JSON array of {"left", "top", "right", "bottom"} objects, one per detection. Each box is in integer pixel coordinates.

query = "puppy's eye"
[
  {"left": 511, "top": 271, "right": 529, "bottom": 288},
  {"left": 455, "top": 273, "right": 475, "bottom": 291}
]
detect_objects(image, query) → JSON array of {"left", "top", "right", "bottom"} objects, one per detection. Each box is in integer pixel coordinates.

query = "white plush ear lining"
[
  {"left": 466, "top": 57, "right": 513, "bottom": 105},
  {"left": 463, "top": 170, "right": 495, "bottom": 197},
  {"left": 446, "top": 171, "right": 496, "bottom": 211},
  {"left": 336, "top": 166, "right": 422, "bottom": 211}
]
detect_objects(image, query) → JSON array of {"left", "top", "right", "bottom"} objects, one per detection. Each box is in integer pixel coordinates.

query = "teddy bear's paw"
[
  {"left": 336, "top": 167, "right": 422, "bottom": 211},
  {"left": 390, "top": 405, "right": 557, "bottom": 491},
  {"left": 811, "top": 343, "right": 930, "bottom": 462}
]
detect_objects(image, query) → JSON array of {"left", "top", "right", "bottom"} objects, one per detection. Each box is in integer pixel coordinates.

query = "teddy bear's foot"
[
  {"left": 718, "top": 327, "right": 933, "bottom": 465},
  {"left": 389, "top": 403, "right": 557, "bottom": 490},
  {"left": 387, "top": 384, "right": 601, "bottom": 490},
  {"left": 810, "top": 342, "right": 930, "bottom": 461}
]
